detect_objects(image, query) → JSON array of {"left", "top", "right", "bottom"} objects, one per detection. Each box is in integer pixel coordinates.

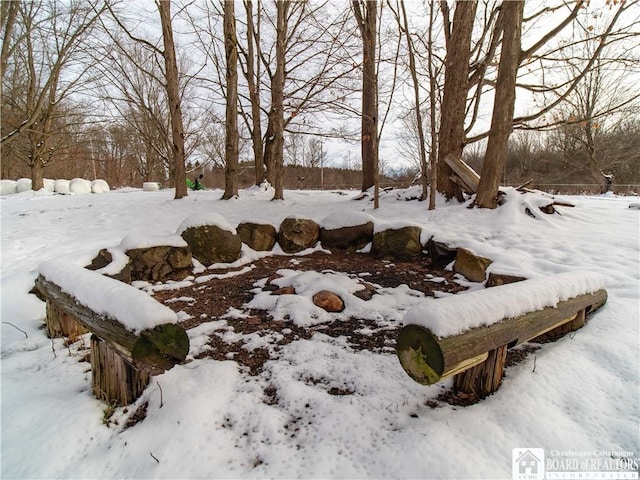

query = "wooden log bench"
[
  {"left": 35, "top": 260, "right": 189, "bottom": 406},
  {"left": 396, "top": 271, "right": 607, "bottom": 398}
]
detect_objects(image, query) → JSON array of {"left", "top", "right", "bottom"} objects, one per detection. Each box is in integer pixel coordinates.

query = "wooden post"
[
  {"left": 45, "top": 298, "right": 89, "bottom": 339},
  {"left": 453, "top": 344, "right": 508, "bottom": 397},
  {"left": 443, "top": 153, "right": 480, "bottom": 194},
  {"left": 91, "top": 335, "right": 149, "bottom": 406}
]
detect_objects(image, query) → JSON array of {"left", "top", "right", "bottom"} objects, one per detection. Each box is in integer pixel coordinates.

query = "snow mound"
[
  {"left": 91, "top": 179, "right": 110, "bottom": 194},
  {"left": 38, "top": 259, "right": 178, "bottom": 333},
  {"left": 69, "top": 178, "right": 92, "bottom": 194},
  {"left": 0, "top": 179, "right": 17, "bottom": 195},
  {"left": 403, "top": 270, "right": 605, "bottom": 337},
  {"left": 177, "top": 212, "right": 236, "bottom": 235}
]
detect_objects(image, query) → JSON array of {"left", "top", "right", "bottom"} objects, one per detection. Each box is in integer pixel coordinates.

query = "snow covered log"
[
  {"left": 35, "top": 274, "right": 188, "bottom": 375},
  {"left": 397, "top": 272, "right": 607, "bottom": 397}
]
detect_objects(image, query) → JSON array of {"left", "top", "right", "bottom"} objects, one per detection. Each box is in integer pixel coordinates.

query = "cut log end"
[
  {"left": 132, "top": 324, "right": 190, "bottom": 374},
  {"left": 396, "top": 324, "right": 444, "bottom": 385}
]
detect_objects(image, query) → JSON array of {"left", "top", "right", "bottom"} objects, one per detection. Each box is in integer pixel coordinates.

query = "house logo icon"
[{"left": 512, "top": 448, "right": 545, "bottom": 480}]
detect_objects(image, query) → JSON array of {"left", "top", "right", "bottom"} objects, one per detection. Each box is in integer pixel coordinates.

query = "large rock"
[
  {"left": 126, "top": 245, "right": 192, "bottom": 282},
  {"left": 454, "top": 248, "right": 493, "bottom": 283},
  {"left": 312, "top": 290, "right": 345, "bottom": 312},
  {"left": 180, "top": 225, "right": 241, "bottom": 266},
  {"left": 372, "top": 226, "right": 423, "bottom": 260},
  {"left": 237, "top": 222, "right": 277, "bottom": 251},
  {"left": 320, "top": 211, "right": 374, "bottom": 252},
  {"left": 86, "top": 248, "right": 132, "bottom": 283},
  {"left": 426, "top": 238, "right": 457, "bottom": 268},
  {"left": 277, "top": 217, "right": 320, "bottom": 253}
]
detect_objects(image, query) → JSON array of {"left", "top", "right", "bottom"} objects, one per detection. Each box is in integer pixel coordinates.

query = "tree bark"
[
  {"left": 437, "top": 0, "right": 477, "bottom": 202},
  {"left": 244, "top": 0, "right": 265, "bottom": 186},
  {"left": 476, "top": 0, "right": 524, "bottom": 208},
  {"left": 264, "top": 0, "right": 288, "bottom": 201},
  {"left": 353, "top": 0, "right": 378, "bottom": 194},
  {"left": 157, "top": 0, "right": 187, "bottom": 200},
  {"left": 222, "top": 0, "right": 239, "bottom": 200}
]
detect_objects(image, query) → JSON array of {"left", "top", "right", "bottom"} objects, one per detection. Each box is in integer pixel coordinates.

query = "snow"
[
  {"left": 176, "top": 211, "right": 237, "bottom": 234},
  {"left": 404, "top": 270, "right": 605, "bottom": 337},
  {"left": 1, "top": 186, "right": 638, "bottom": 479},
  {"left": 119, "top": 234, "right": 188, "bottom": 251},
  {"left": 320, "top": 210, "right": 375, "bottom": 229},
  {"left": 38, "top": 259, "right": 179, "bottom": 333}
]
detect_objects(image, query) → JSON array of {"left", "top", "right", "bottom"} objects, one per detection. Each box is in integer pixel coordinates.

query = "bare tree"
[
  {"left": 0, "top": 0, "right": 105, "bottom": 189},
  {"left": 436, "top": 0, "right": 477, "bottom": 201},
  {"left": 475, "top": 0, "right": 524, "bottom": 208},
  {"left": 352, "top": 0, "right": 379, "bottom": 202},
  {"left": 157, "top": 0, "right": 187, "bottom": 199},
  {"left": 222, "top": 0, "right": 240, "bottom": 199}
]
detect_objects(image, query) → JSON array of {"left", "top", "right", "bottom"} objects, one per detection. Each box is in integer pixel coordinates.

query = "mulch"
[{"left": 152, "top": 250, "right": 537, "bottom": 406}]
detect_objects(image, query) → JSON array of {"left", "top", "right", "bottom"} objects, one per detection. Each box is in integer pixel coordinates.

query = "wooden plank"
[
  {"left": 396, "top": 288, "right": 607, "bottom": 385},
  {"left": 443, "top": 154, "right": 480, "bottom": 193}
]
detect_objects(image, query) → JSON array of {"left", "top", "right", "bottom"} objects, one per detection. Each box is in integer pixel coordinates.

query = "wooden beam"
[
  {"left": 35, "top": 275, "right": 188, "bottom": 375},
  {"left": 443, "top": 153, "right": 480, "bottom": 193},
  {"left": 396, "top": 288, "right": 607, "bottom": 386}
]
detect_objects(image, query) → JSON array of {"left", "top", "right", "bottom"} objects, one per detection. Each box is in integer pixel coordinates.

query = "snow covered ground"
[{"left": 1, "top": 186, "right": 638, "bottom": 479}]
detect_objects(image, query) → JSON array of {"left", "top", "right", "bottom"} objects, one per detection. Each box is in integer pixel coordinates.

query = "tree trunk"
[
  {"left": 222, "top": 0, "right": 239, "bottom": 200},
  {"left": 437, "top": 0, "right": 477, "bottom": 202},
  {"left": 400, "top": 2, "right": 428, "bottom": 202},
  {"left": 476, "top": 0, "right": 524, "bottom": 209},
  {"left": 266, "top": 0, "right": 288, "bottom": 201},
  {"left": 245, "top": 0, "right": 265, "bottom": 186},
  {"left": 157, "top": 0, "right": 187, "bottom": 200},
  {"left": 30, "top": 159, "right": 44, "bottom": 191},
  {"left": 353, "top": 0, "right": 378, "bottom": 194}
]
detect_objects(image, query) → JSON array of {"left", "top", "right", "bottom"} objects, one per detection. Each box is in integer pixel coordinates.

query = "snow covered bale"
[
  {"left": 178, "top": 213, "right": 241, "bottom": 266},
  {"left": 454, "top": 248, "right": 493, "bottom": 283},
  {"left": 54, "top": 179, "right": 70, "bottom": 194},
  {"left": 277, "top": 217, "right": 320, "bottom": 253},
  {"left": 16, "top": 178, "right": 32, "bottom": 193},
  {"left": 143, "top": 182, "right": 160, "bottom": 192},
  {"left": 69, "top": 178, "right": 92, "bottom": 194},
  {"left": 372, "top": 226, "right": 422, "bottom": 260},
  {"left": 43, "top": 179, "right": 55, "bottom": 192},
  {"left": 0, "top": 179, "right": 17, "bottom": 195},
  {"left": 319, "top": 211, "right": 374, "bottom": 252},
  {"left": 91, "top": 179, "right": 110, "bottom": 194},
  {"left": 237, "top": 222, "right": 277, "bottom": 251}
]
